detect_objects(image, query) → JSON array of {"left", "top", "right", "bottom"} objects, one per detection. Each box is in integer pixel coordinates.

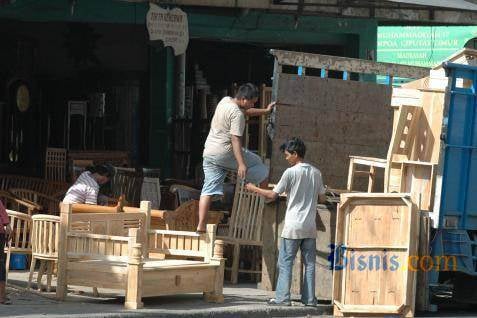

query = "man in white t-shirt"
[
  {"left": 246, "top": 137, "right": 326, "bottom": 306},
  {"left": 197, "top": 83, "right": 275, "bottom": 232}
]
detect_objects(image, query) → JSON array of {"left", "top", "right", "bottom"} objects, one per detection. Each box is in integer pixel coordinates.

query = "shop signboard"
[{"left": 147, "top": 4, "right": 189, "bottom": 55}]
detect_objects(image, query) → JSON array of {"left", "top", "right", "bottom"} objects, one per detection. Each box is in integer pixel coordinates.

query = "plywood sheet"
[{"left": 270, "top": 74, "right": 392, "bottom": 189}]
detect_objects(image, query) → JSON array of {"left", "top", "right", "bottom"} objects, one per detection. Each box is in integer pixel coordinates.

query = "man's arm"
[
  {"left": 245, "top": 183, "right": 278, "bottom": 200},
  {"left": 231, "top": 135, "right": 247, "bottom": 179},
  {"left": 244, "top": 102, "right": 276, "bottom": 117}
]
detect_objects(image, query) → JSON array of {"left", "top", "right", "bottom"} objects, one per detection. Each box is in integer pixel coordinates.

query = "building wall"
[{"left": 0, "top": 0, "right": 378, "bottom": 175}]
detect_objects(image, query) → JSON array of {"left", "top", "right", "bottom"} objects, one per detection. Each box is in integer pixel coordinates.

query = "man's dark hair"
[
  {"left": 235, "top": 83, "right": 259, "bottom": 100},
  {"left": 88, "top": 163, "right": 114, "bottom": 178},
  {"left": 280, "top": 137, "right": 306, "bottom": 158}
]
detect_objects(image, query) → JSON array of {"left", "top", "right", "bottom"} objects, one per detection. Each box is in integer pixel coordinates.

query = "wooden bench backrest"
[
  {"left": 1, "top": 191, "right": 41, "bottom": 215},
  {"left": 6, "top": 210, "right": 32, "bottom": 254},
  {"left": 60, "top": 202, "right": 148, "bottom": 262},
  {"left": 10, "top": 188, "right": 61, "bottom": 215},
  {"left": 60, "top": 202, "right": 215, "bottom": 261},
  {"left": 111, "top": 168, "right": 143, "bottom": 206},
  {"left": 31, "top": 214, "right": 60, "bottom": 259},
  {"left": 226, "top": 181, "right": 265, "bottom": 244},
  {"left": 0, "top": 174, "right": 69, "bottom": 197}
]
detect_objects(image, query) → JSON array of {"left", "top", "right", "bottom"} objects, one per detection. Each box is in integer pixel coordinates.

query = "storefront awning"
[{"left": 385, "top": 0, "right": 477, "bottom": 11}]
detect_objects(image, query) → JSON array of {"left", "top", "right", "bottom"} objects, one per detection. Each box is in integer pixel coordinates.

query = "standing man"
[
  {"left": 197, "top": 83, "right": 275, "bottom": 233},
  {"left": 0, "top": 200, "right": 12, "bottom": 305},
  {"left": 246, "top": 137, "right": 326, "bottom": 306}
]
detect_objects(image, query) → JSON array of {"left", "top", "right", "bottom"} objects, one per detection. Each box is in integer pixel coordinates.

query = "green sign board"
[{"left": 378, "top": 26, "right": 477, "bottom": 68}]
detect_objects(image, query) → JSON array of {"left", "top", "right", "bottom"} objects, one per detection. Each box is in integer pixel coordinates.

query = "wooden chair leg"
[
  {"left": 231, "top": 244, "right": 240, "bottom": 284},
  {"left": 368, "top": 166, "right": 376, "bottom": 193},
  {"left": 347, "top": 158, "right": 356, "bottom": 192},
  {"left": 37, "top": 260, "right": 46, "bottom": 291},
  {"left": 5, "top": 250, "right": 11, "bottom": 284},
  {"left": 46, "top": 261, "right": 54, "bottom": 292},
  {"left": 27, "top": 257, "right": 37, "bottom": 290}
]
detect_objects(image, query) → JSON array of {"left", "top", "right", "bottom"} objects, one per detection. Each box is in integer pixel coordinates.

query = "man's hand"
[
  {"left": 245, "top": 183, "right": 257, "bottom": 192},
  {"left": 4, "top": 224, "right": 12, "bottom": 241},
  {"left": 266, "top": 101, "right": 276, "bottom": 114},
  {"left": 237, "top": 164, "right": 247, "bottom": 180}
]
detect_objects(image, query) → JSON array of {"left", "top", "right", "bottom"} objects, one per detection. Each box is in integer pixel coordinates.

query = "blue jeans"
[
  {"left": 275, "top": 238, "right": 317, "bottom": 305},
  {"left": 201, "top": 149, "right": 268, "bottom": 196}
]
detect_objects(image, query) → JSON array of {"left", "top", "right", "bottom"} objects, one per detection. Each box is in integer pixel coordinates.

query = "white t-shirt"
[
  {"left": 63, "top": 171, "right": 99, "bottom": 205},
  {"left": 203, "top": 97, "right": 245, "bottom": 158},
  {"left": 273, "top": 163, "right": 326, "bottom": 239}
]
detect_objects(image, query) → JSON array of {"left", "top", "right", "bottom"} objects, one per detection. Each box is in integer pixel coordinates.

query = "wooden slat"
[{"left": 271, "top": 49, "right": 429, "bottom": 78}]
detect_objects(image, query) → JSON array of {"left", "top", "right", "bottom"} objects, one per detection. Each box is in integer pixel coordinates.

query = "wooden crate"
[{"left": 333, "top": 193, "right": 419, "bottom": 317}]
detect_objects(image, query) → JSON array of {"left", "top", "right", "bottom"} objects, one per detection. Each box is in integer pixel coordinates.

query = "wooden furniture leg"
[
  {"left": 230, "top": 243, "right": 240, "bottom": 284},
  {"left": 27, "top": 257, "right": 37, "bottom": 289},
  {"left": 37, "top": 261, "right": 46, "bottom": 291},
  {"left": 46, "top": 261, "right": 54, "bottom": 292}
]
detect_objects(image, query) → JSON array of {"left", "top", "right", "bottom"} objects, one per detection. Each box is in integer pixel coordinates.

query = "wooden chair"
[
  {"left": 45, "top": 147, "right": 67, "bottom": 182},
  {"left": 217, "top": 181, "right": 265, "bottom": 284},
  {"left": 29, "top": 214, "right": 60, "bottom": 291},
  {"left": 4, "top": 210, "right": 32, "bottom": 282},
  {"left": 110, "top": 167, "right": 143, "bottom": 206},
  {"left": 141, "top": 177, "right": 161, "bottom": 209},
  {"left": 169, "top": 184, "right": 200, "bottom": 207},
  {"left": 9, "top": 188, "right": 61, "bottom": 215},
  {"left": 1, "top": 190, "right": 41, "bottom": 215}
]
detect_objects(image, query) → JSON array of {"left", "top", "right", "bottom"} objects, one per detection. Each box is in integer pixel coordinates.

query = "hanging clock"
[{"left": 16, "top": 84, "right": 30, "bottom": 112}]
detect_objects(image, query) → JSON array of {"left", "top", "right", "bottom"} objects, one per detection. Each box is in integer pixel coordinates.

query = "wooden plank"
[{"left": 271, "top": 49, "right": 429, "bottom": 79}]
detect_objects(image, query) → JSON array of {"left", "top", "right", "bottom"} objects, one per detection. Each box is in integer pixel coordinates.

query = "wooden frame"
[
  {"left": 0, "top": 191, "right": 41, "bottom": 215},
  {"left": 45, "top": 147, "right": 67, "bottom": 182},
  {"left": 332, "top": 193, "right": 419, "bottom": 317},
  {"left": 56, "top": 202, "right": 225, "bottom": 309},
  {"left": 270, "top": 50, "right": 429, "bottom": 79}
]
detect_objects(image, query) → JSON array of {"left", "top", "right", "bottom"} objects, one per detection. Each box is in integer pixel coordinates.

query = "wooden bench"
[
  {"left": 0, "top": 174, "right": 69, "bottom": 198},
  {"left": 56, "top": 202, "right": 225, "bottom": 309}
]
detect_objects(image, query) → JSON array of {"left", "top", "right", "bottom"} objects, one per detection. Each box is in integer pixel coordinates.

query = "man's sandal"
[{"left": 0, "top": 299, "right": 11, "bottom": 305}]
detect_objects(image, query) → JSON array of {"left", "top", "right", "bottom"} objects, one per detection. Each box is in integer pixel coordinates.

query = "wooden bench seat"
[{"left": 56, "top": 202, "right": 225, "bottom": 309}]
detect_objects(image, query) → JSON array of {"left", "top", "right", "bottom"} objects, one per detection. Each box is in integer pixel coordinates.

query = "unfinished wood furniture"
[
  {"left": 45, "top": 148, "right": 67, "bottom": 182},
  {"left": 347, "top": 156, "right": 387, "bottom": 193},
  {"left": 9, "top": 188, "right": 61, "bottom": 215},
  {"left": 162, "top": 200, "right": 224, "bottom": 232},
  {"left": 169, "top": 184, "right": 200, "bottom": 207},
  {"left": 333, "top": 193, "right": 419, "bottom": 317},
  {"left": 56, "top": 202, "right": 225, "bottom": 309},
  {"left": 346, "top": 104, "right": 436, "bottom": 211},
  {"left": 0, "top": 174, "right": 69, "bottom": 198},
  {"left": 4, "top": 210, "right": 32, "bottom": 282},
  {"left": 29, "top": 214, "right": 60, "bottom": 291},
  {"left": 217, "top": 181, "right": 265, "bottom": 284},
  {"left": 68, "top": 150, "right": 130, "bottom": 168},
  {"left": 110, "top": 167, "right": 143, "bottom": 207},
  {"left": 0, "top": 190, "right": 41, "bottom": 215},
  {"left": 140, "top": 177, "right": 161, "bottom": 209}
]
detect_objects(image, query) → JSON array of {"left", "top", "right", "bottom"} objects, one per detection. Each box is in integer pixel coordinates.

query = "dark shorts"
[{"left": 0, "top": 234, "right": 5, "bottom": 282}]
